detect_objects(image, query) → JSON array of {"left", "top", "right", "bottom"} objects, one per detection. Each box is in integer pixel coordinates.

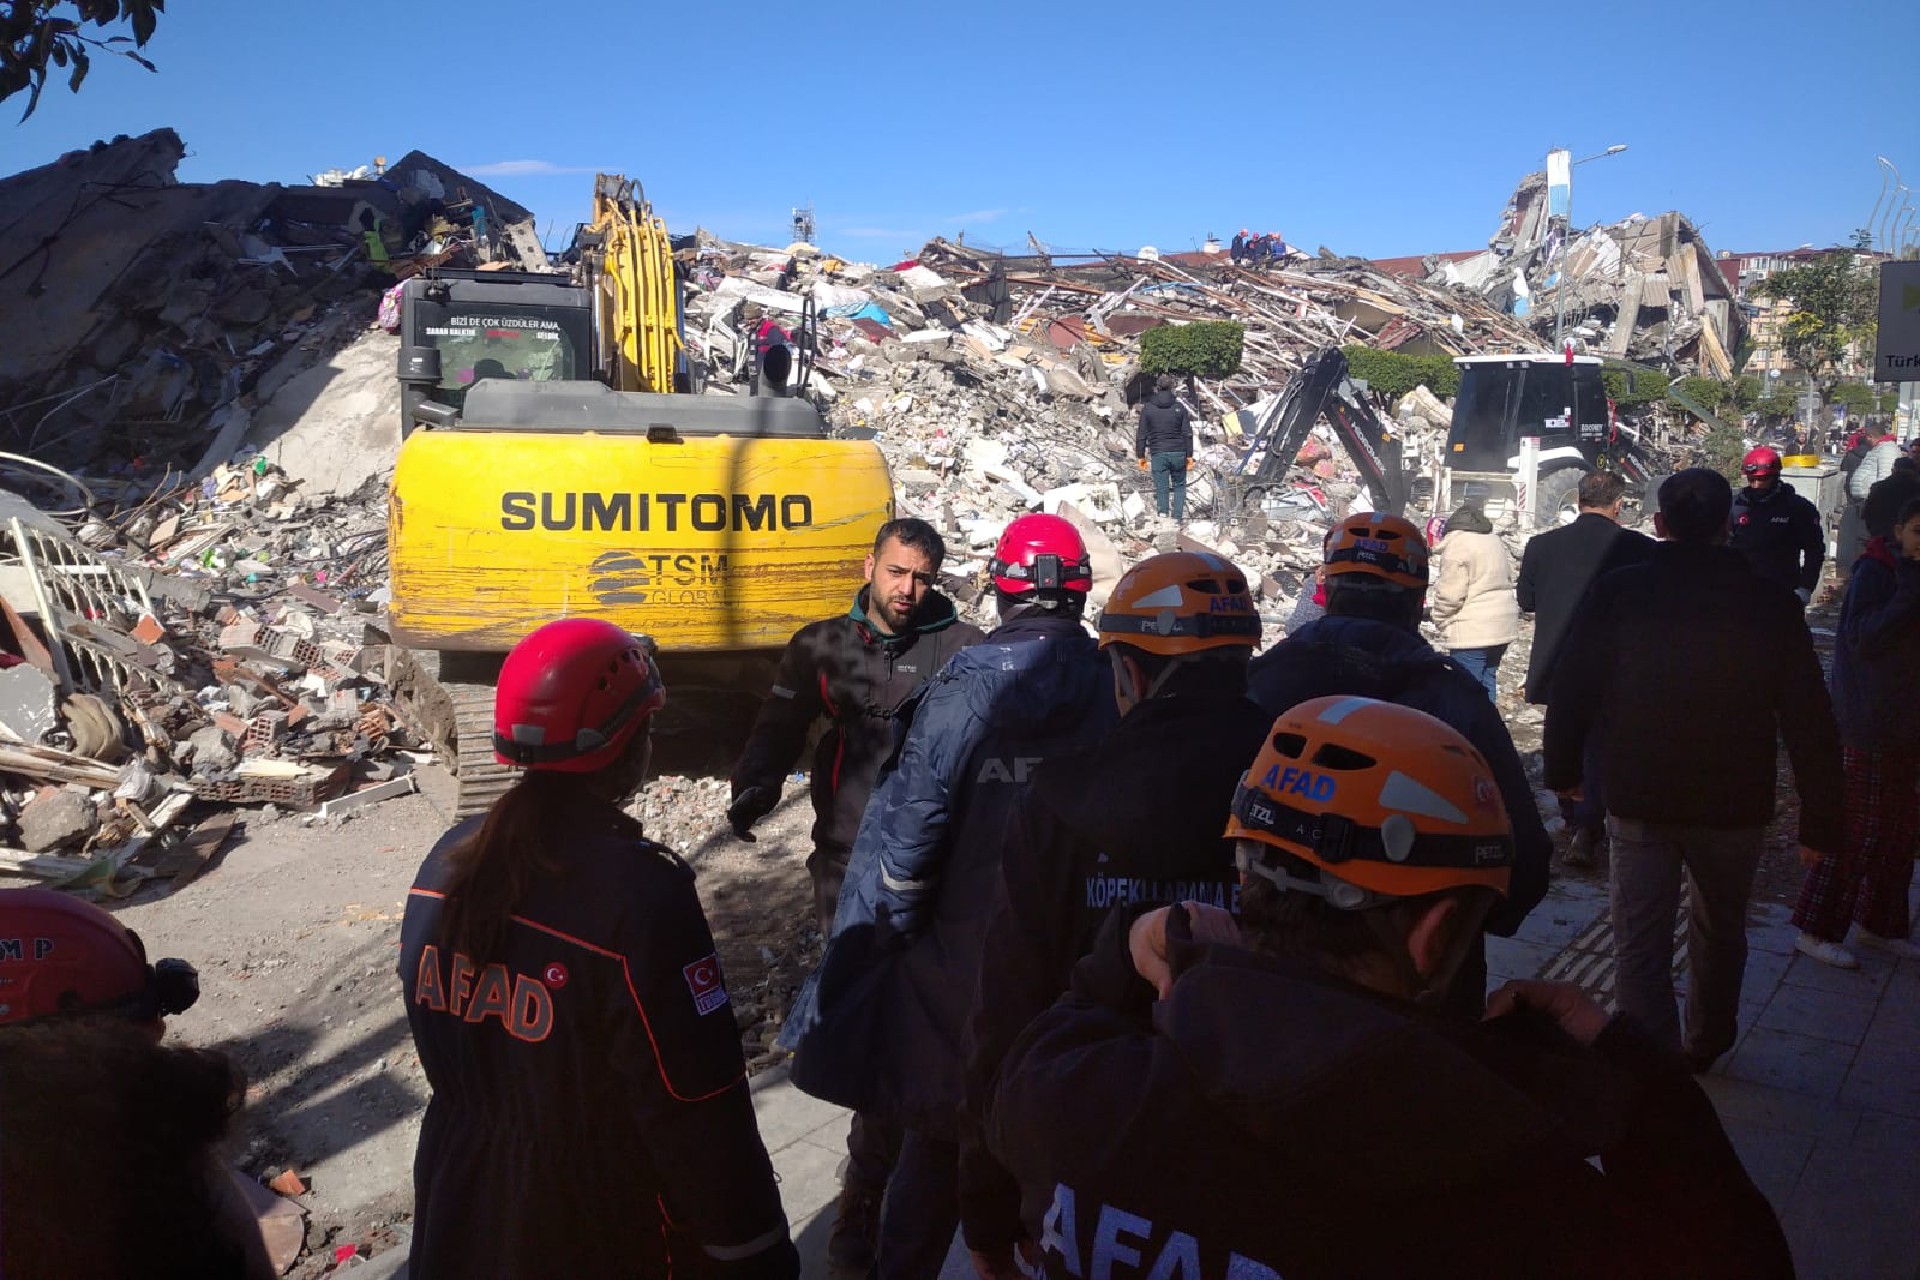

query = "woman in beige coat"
[{"left": 1431, "top": 503, "right": 1519, "bottom": 699}]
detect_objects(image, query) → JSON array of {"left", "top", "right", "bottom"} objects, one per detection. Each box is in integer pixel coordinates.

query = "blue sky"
[{"left": 3, "top": 0, "right": 1914, "bottom": 263}]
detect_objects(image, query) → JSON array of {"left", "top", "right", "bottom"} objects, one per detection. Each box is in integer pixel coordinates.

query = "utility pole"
[{"left": 1552, "top": 144, "right": 1629, "bottom": 348}]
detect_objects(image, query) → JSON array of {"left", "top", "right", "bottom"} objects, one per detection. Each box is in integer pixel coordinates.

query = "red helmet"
[
  {"left": 1742, "top": 446, "right": 1782, "bottom": 478},
  {"left": 0, "top": 888, "right": 198, "bottom": 1026},
  {"left": 989, "top": 513, "right": 1093, "bottom": 598},
  {"left": 493, "top": 618, "right": 665, "bottom": 773}
]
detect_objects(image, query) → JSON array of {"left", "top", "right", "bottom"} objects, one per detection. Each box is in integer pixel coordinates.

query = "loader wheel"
[{"left": 1535, "top": 468, "right": 1586, "bottom": 529}]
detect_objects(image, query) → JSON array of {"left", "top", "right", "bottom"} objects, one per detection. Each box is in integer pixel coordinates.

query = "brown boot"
[{"left": 825, "top": 1181, "right": 882, "bottom": 1280}]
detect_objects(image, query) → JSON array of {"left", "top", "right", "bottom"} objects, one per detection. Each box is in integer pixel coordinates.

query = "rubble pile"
[
  {"left": 680, "top": 231, "right": 1549, "bottom": 624},
  {"left": 0, "top": 462, "right": 413, "bottom": 895},
  {"left": 1426, "top": 172, "right": 1744, "bottom": 377},
  {"left": 0, "top": 131, "right": 541, "bottom": 495}
]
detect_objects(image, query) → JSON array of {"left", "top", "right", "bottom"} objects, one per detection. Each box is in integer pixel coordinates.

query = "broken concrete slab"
[
  {"left": 0, "top": 666, "right": 59, "bottom": 745},
  {"left": 18, "top": 787, "right": 97, "bottom": 852}
]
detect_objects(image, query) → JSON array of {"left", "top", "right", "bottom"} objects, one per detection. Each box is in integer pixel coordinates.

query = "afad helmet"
[
  {"left": 0, "top": 888, "right": 198, "bottom": 1026},
  {"left": 1323, "top": 512, "right": 1429, "bottom": 590},
  {"left": 494, "top": 618, "right": 665, "bottom": 773},
  {"left": 1742, "top": 446, "right": 1783, "bottom": 479},
  {"left": 1226, "top": 696, "right": 1513, "bottom": 910},
  {"left": 989, "top": 513, "right": 1093, "bottom": 599},
  {"left": 1097, "top": 551, "right": 1261, "bottom": 656}
]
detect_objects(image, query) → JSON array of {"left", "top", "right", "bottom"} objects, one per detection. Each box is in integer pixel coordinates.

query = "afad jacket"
[{"left": 400, "top": 804, "right": 796, "bottom": 1280}]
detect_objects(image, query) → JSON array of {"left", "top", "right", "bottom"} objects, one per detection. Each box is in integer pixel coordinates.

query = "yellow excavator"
[{"left": 385, "top": 176, "right": 894, "bottom": 814}]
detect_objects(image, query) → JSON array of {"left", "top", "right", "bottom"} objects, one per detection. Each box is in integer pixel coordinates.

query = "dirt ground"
[{"left": 117, "top": 752, "right": 821, "bottom": 1276}]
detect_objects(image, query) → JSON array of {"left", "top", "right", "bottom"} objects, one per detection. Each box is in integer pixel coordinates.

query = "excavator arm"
[
  {"left": 582, "top": 174, "right": 684, "bottom": 393},
  {"left": 1234, "top": 346, "right": 1409, "bottom": 515}
]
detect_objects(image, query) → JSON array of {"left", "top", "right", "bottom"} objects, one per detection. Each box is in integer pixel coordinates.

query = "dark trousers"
[
  {"left": 1150, "top": 451, "right": 1188, "bottom": 519},
  {"left": 1569, "top": 737, "right": 1608, "bottom": 836},
  {"left": 808, "top": 841, "right": 852, "bottom": 937},
  {"left": 1608, "top": 816, "right": 1763, "bottom": 1060},
  {"left": 877, "top": 1129, "right": 959, "bottom": 1280}
]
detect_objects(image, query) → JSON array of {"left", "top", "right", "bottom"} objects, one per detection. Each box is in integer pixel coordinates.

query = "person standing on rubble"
[
  {"left": 400, "top": 619, "right": 798, "bottom": 1280},
  {"left": 1728, "top": 446, "right": 1824, "bottom": 608},
  {"left": 1515, "top": 470, "right": 1655, "bottom": 869},
  {"left": 781, "top": 513, "right": 1116, "bottom": 1280},
  {"left": 1791, "top": 496, "right": 1920, "bottom": 969},
  {"left": 1136, "top": 374, "right": 1194, "bottom": 522},
  {"left": 956, "top": 552, "right": 1269, "bottom": 1277},
  {"left": 1429, "top": 503, "right": 1519, "bottom": 700},
  {"left": 727, "top": 517, "right": 983, "bottom": 1280},
  {"left": 1545, "top": 469, "right": 1843, "bottom": 1072},
  {"left": 1244, "top": 513, "right": 1551, "bottom": 1016},
  {"left": 980, "top": 697, "right": 1793, "bottom": 1280},
  {"left": 1230, "top": 229, "right": 1248, "bottom": 264}
]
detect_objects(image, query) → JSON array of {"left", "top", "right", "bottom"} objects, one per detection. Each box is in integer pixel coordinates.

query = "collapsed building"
[{"left": 1425, "top": 171, "right": 1746, "bottom": 377}]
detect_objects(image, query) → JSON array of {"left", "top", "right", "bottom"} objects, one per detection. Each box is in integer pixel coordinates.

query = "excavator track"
[
  {"left": 447, "top": 680, "right": 517, "bottom": 818},
  {"left": 379, "top": 645, "right": 515, "bottom": 819}
]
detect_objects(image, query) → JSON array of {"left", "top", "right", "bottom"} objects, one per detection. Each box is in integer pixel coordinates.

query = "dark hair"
[
  {"left": 0, "top": 1017, "right": 254, "bottom": 1279},
  {"left": 1578, "top": 470, "right": 1628, "bottom": 509},
  {"left": 1324, "top": 576, "right": 1421, "bottom": 629},
  {"left": 872, "top": 518, "right": 946, "bottom": 570},
  {"left": 1657, "top": 468, "right": 1733, "bottom": 543},
  {"left": 440, "top": 771, "right": 605, "bottom": 963},
  {"left": 1155, "top": 374, "right": 1176, "bottom": 392},
  {"left": 1891, "top": 456, "right": 1919, "bottom": 478},
  {"left": 1236, "top": 870, "right": 1497, "bottom": 975},
  {"left": 995, "top": 587, "right": 1086, "bottom": 620},
  {"left": 1106, "top": 643, "right": 1251, "bottom": 698},
  {"left": 1898, "top": 497, "right": 1920, "bottom": 528}
]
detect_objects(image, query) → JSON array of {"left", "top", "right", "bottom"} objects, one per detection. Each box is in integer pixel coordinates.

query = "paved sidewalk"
[{"left": 757, "top": 873, "right": 1919, "bottom": 1279}]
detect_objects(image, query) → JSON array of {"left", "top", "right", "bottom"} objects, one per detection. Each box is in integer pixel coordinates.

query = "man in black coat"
[
  {"left": 1728, "top": 445, "right": 1825, "bottom": 607},
  {"left": 1134, "top": 375, "right": 1194, "bottom": 521},
  {"left": 1863, "top": 456, "right": 1920, "bottom": 542},
  {"left": 958, "top": 552, "right": 1269, "bottom": 1275},
  {"left": 1514, "top": 470, "right": 1655, "bottom": 866},
  {"left": 1545, "top": 469, "right": 1843, "bottom": 1072}
]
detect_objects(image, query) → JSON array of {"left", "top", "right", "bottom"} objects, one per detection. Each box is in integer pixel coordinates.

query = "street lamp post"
[{"left": 1552, "top": 144, "right": 1629, "bottom": 348}]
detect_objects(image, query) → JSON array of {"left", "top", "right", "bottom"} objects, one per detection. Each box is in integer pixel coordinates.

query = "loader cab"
[
  {"left": 397, "top": 271, "right": 593, "bottom": 434},
  {"left": 1445, "top": 354, "right": 1609, "bottom": 471}
]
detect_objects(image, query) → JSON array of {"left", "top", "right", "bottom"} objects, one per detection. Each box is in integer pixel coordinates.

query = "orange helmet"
[
  {"left": 1323, "top": 512, "right": 1428, "bottom": 589},
  {"left": 1096, "top": 552, "right": 1261, "bottom": 656},
  {"left": 1225, "top": 696, "right": 1512, "bottom": 909}
]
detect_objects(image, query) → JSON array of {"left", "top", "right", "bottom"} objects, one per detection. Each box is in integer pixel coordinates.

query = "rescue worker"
[
  {"left": 727, "top": 517, "right": 982, "bottom": 1278},
  {"left": 1135, "top": 375, "right": 1194, "bottom": 521},
  {"left": 782, "top": 512, "right": 1116, "bottom": 1280},
  {"left": 1728, "top": 445, "right": 1824, "bottom": 606},
  {"left": 958, "top": 552, "right": 1269, "bottom": 1276},
  {"left": 982, "top": 698, "right": 1793, "bottom": 1279},
  {"left": 1230, "top": 228, "right": 1248, "bottom": 264},
  {"left": 401, "top": 619, "right": 797, "bottom": 1280},
  {"left": 0, "top": 890, "right": 272, "bottom": 1280},
  {"left": 1244, "top": 513, "right": 1551, "bottom": 1014}
]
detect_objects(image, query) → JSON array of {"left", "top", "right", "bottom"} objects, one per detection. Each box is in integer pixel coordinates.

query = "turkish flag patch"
[{"left": 682, "top": 953, "right": 730, "bottom": 1016}]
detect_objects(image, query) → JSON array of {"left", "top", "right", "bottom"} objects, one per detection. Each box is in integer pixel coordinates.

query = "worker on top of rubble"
[
  {"left": 728, "top": 517, "right": 984, "bottom": 1280},
  {"left": 957, "top": 551, "right": 1269, "bottom": 1277},
  {"left": 400, "top": 619, "right": 798, "bottom": 1280},
  {"left": 781, "top": 512, "right": 1117, "bottom": 1280},
  {"left": 1230, "top": 229, "right": 1248, "bottom": 264},
  {"left": 1243, "top": 512, "right": 1551, "bottom": 1016},
  {"left": 0, "top": 890, "right": 273, "bottom": 1279},
  {"left": 1728, "top": 446, "right": 1824, "bottom": 608},
  {"left": 1136, "top": 374, "right": 1194, "bottom": 522},
  {"left": 978, "top": 697, "right": 1793, "bottom": 1280}
]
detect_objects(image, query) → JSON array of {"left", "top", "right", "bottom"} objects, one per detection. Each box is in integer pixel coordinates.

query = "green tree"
[
  {"left": 1749, "top": 252, "right": 1878, "bottom": 391},
  {"left": 1339, "top": 346, "right": 1460, "bottom": 400},
  {"left": 1601, "top": 365, "right": 1668, "bottom": 407},
  {"left": 1830, "top": 382, "right": 1875, "bottom": 416},
  {"left": 1672, "top": 376, "right": 1728, "bottom": 413},
  {"left": 1, "top": 1, "right": 159, "bottom": 120},
  {"left": 1141, "top": 321, "right": 1244, "bottom": 381}
]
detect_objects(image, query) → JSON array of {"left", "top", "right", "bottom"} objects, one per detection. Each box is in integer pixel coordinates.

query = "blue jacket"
[
  {"left": 1245, "top": 615, "right": 1551, "bottom": 937},
  {"left": 782, "top": 612, "right": 1116, "bottom": 1128},
  {"left": 1830, "top": 538, "right": 1920, "bottom": 749}
]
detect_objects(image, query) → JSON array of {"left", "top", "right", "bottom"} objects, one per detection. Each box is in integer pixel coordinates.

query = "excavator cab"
[{"left": 396, "top": 271, "right": 592, "bottom": 434}]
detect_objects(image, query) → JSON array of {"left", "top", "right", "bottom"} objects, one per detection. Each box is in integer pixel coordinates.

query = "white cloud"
[{"left": 460, "top": 160, "right": 594, "bottom": 177}]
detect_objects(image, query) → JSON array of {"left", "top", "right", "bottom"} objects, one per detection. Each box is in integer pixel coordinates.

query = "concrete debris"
[
  {"left": 17, "top": 786, "right": 98, "bottom": 853},
  {"left": 0, "top": 665, "right": 59, "bottom": 745},
  {"left": 1428, "top": 172, "right": 1744, "bottom": 376}
]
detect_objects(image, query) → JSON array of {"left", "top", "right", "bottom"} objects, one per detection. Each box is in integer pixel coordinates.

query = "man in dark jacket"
[
  {"left": 1515, "top": 470, "right": 1656, "bottom": 866},
  {"left": 1546, "top": 468, "right": 1843, "bottom": 1072},
  {"left": 984, "top": 698, "right": 1792, "bottom": 1280},
  {"left": 1246, "top": 513, "right": 1552, "bottom": 1014},
  {"left": 958, "top": 552, "right": 1269, "bottom": 1274},
  {"left": 728, "top": 517, "right": 981, "bottom": 1278},
  {"left": 1729, "top": 446, "right": 1824, "bottom": 606},
  {"left": 782, "top": 513, "right": 1116, "bottom": 1279},
  {"left": 1135, "top": 375, "right": 1194, "bottom": 520},
  {"left": 729, "top": 518, "right": 984, "bottom": 933},
  {"left": 1229, "top": 228, "right": 1247, "bottom": 264}
]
